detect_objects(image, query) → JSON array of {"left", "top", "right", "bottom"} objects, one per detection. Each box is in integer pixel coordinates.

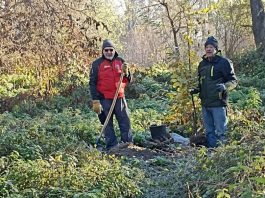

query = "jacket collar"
[{"left": 202, "top": 54, "right": 221, "bottom": 63}]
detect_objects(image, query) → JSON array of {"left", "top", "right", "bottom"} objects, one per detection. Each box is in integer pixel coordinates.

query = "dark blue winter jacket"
[{"left": 198, "top": 55, "right": 237, "bottom": 107}]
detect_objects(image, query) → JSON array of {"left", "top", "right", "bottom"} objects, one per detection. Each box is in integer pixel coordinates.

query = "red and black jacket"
[{"left": 89, "top": 52, "right": 132, "bottom": 100}]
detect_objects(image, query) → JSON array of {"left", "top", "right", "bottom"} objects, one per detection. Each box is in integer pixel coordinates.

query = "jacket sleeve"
[
  {"left": 89, "top": 60, "right": 100, "bottom": 100},
  {"left": 223, "top": 59, "right": 237, "bottom": 91}
]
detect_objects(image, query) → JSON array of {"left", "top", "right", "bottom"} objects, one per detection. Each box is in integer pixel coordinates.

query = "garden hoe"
[{"left": 96, "top": 71, "right": 125, "bottom": 149}]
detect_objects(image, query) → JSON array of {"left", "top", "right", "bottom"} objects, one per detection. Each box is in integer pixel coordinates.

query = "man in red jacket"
[{"left": 89, "top": 39, "right": 133, "bottom": 149}]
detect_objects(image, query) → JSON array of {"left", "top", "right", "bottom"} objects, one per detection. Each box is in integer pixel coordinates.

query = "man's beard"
[{"left": 105, "top": 54, "right": 115, "bottom": 60}]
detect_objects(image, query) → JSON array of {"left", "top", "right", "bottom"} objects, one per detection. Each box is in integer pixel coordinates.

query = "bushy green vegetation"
[
  {"left": 1, "top": 150, "right": 143, "bottom": 198},
  {"left": 234, "top": 50, "right": 265, "bottom": 78},
  {"left": 0, "top": 74, "right": 37, "bottom": 98},
  {"left": 1, "top": 50, "right": 265, "bottom": 198},
  {"left": 0, "top": 109, "right": 101, "bottom": 159},
  {"left": 229, "top": 87, "right": 262, "bottom": 110}
]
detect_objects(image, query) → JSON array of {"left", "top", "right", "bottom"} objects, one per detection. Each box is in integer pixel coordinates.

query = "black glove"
[
  {"left": 189, "top": 88, "right": 200, "bottom": 95},
  {"left": 216, "top": 83, "right": 226, "bottom": 92}
]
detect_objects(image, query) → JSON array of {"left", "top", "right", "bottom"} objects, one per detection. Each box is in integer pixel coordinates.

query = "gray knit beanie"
[
  {"left": 204, "top": 36, "right": 218, "bottom": 50},
  {"left": 102, "top": 39, "right": 115, "bottom": 49}
]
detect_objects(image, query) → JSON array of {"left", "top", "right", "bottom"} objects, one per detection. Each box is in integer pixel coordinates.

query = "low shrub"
[{"left": 0, "top": 150, "right": 144, "bottom": 198}]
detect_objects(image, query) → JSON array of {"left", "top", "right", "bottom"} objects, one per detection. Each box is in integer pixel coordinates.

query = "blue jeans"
[
  {"left": 202, "top": 106, "right": 228, "bottom": 148},
  {"left": 100, "top": 98, "right": 133, "bottom": 149}
]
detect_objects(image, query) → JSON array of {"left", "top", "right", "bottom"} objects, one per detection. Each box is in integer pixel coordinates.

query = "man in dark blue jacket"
[{"left": 190, "top": 36, "right": 237, "bottom": 148}]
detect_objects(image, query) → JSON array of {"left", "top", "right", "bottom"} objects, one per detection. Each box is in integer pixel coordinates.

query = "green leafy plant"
[
  {"left": 230, "top": 87, "right": 262, "bottom": 109},
  {"left": 0, "top": 150, "right": 144, "bottom": 198}
]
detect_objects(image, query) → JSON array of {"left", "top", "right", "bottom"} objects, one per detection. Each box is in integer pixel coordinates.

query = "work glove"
[
  {"left": 216, "top": 83, "right": 226, "bottom": 92},
  {"left": 225, "top": 81, "right": 237, "bottom": 91},
  {"left": 92, "top": 100, "right": 102, "bottom": 114},
  {"left": 122, "top": 62, "right": 129, "bottom": 76},
  {"left": 189, "top": 88, "right": 200, "bottom": 95}
]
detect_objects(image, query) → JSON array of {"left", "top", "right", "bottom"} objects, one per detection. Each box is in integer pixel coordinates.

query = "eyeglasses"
[{"left": 104, "top": 49, "right": 114, "bottom": 52}]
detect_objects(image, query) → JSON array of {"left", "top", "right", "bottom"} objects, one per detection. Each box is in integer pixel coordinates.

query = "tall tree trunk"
[
  {"left": 250, "top": 0, "right": 265, "bottom": 52},
  {"left": 160, "top": 1, "right": 180, "bottom": 60}
]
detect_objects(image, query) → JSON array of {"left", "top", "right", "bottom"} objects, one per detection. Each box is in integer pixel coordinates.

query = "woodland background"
[{"left": 0, "top": 0, "right": 265, "bottom": 197}]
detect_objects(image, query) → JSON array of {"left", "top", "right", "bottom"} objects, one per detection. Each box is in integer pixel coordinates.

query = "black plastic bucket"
[{"left": 149, "top": 124, "right": 167, "bottom": 140}]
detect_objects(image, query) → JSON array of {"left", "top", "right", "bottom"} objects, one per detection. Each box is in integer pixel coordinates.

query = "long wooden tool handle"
[{"left": 99, "top": 72, "right": 124, "bottom": 137}]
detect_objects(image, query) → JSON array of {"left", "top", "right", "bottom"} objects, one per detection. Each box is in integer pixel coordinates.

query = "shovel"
[{"left": 96, "top": 72, "right": 125, "bottom": 148}]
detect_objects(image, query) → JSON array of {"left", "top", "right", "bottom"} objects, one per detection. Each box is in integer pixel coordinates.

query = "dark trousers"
[{"left": 100, "top": 97, "right": 133, "bottom": 149}]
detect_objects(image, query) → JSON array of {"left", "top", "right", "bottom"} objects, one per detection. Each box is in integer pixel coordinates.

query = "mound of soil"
[{"left": 107, "top": 142, "right": 182, "bottom": 160}]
